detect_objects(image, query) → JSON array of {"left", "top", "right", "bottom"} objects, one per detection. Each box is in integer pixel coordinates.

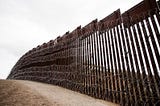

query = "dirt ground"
[{"left": 0, "top": 79, "right": 119, "bottom": 106}]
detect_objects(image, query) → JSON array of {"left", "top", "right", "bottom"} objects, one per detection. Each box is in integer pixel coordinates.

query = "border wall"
[{"left": 8, "top": 0, "right": 160, "bottom": 105}]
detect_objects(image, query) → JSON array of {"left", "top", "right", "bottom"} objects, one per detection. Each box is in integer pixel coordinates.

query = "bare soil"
[{"left": 0, "top": 79, "right": 119, "bottom": 106}]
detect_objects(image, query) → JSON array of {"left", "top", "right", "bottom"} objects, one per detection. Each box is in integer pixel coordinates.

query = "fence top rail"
[
  {"left": 99, "top": 9, "right": 121, "bottom": 30},
  {"left": 81, "top": 19, "right": 98, "bottom": 36},
  {"left": 122, "top": 0, "right": 159, "bottom": 26}
]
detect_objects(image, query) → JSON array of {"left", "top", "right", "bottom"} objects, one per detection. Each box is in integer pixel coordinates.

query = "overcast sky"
[{"left": 0, "top": 0, "right": 141, "bottom": 79}]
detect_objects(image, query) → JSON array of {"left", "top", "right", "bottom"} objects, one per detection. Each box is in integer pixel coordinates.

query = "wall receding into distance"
[
  {"left": 7, "top": 0, "right": 160, "bottom": 105},
  {"left": 0, "top": 0, "right": 142, "bottom": 79}
]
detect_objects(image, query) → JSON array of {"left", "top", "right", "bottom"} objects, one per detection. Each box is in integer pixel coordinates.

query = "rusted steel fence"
[{"left": 8, "top": 0, "right": 160, "bottom": 105}]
